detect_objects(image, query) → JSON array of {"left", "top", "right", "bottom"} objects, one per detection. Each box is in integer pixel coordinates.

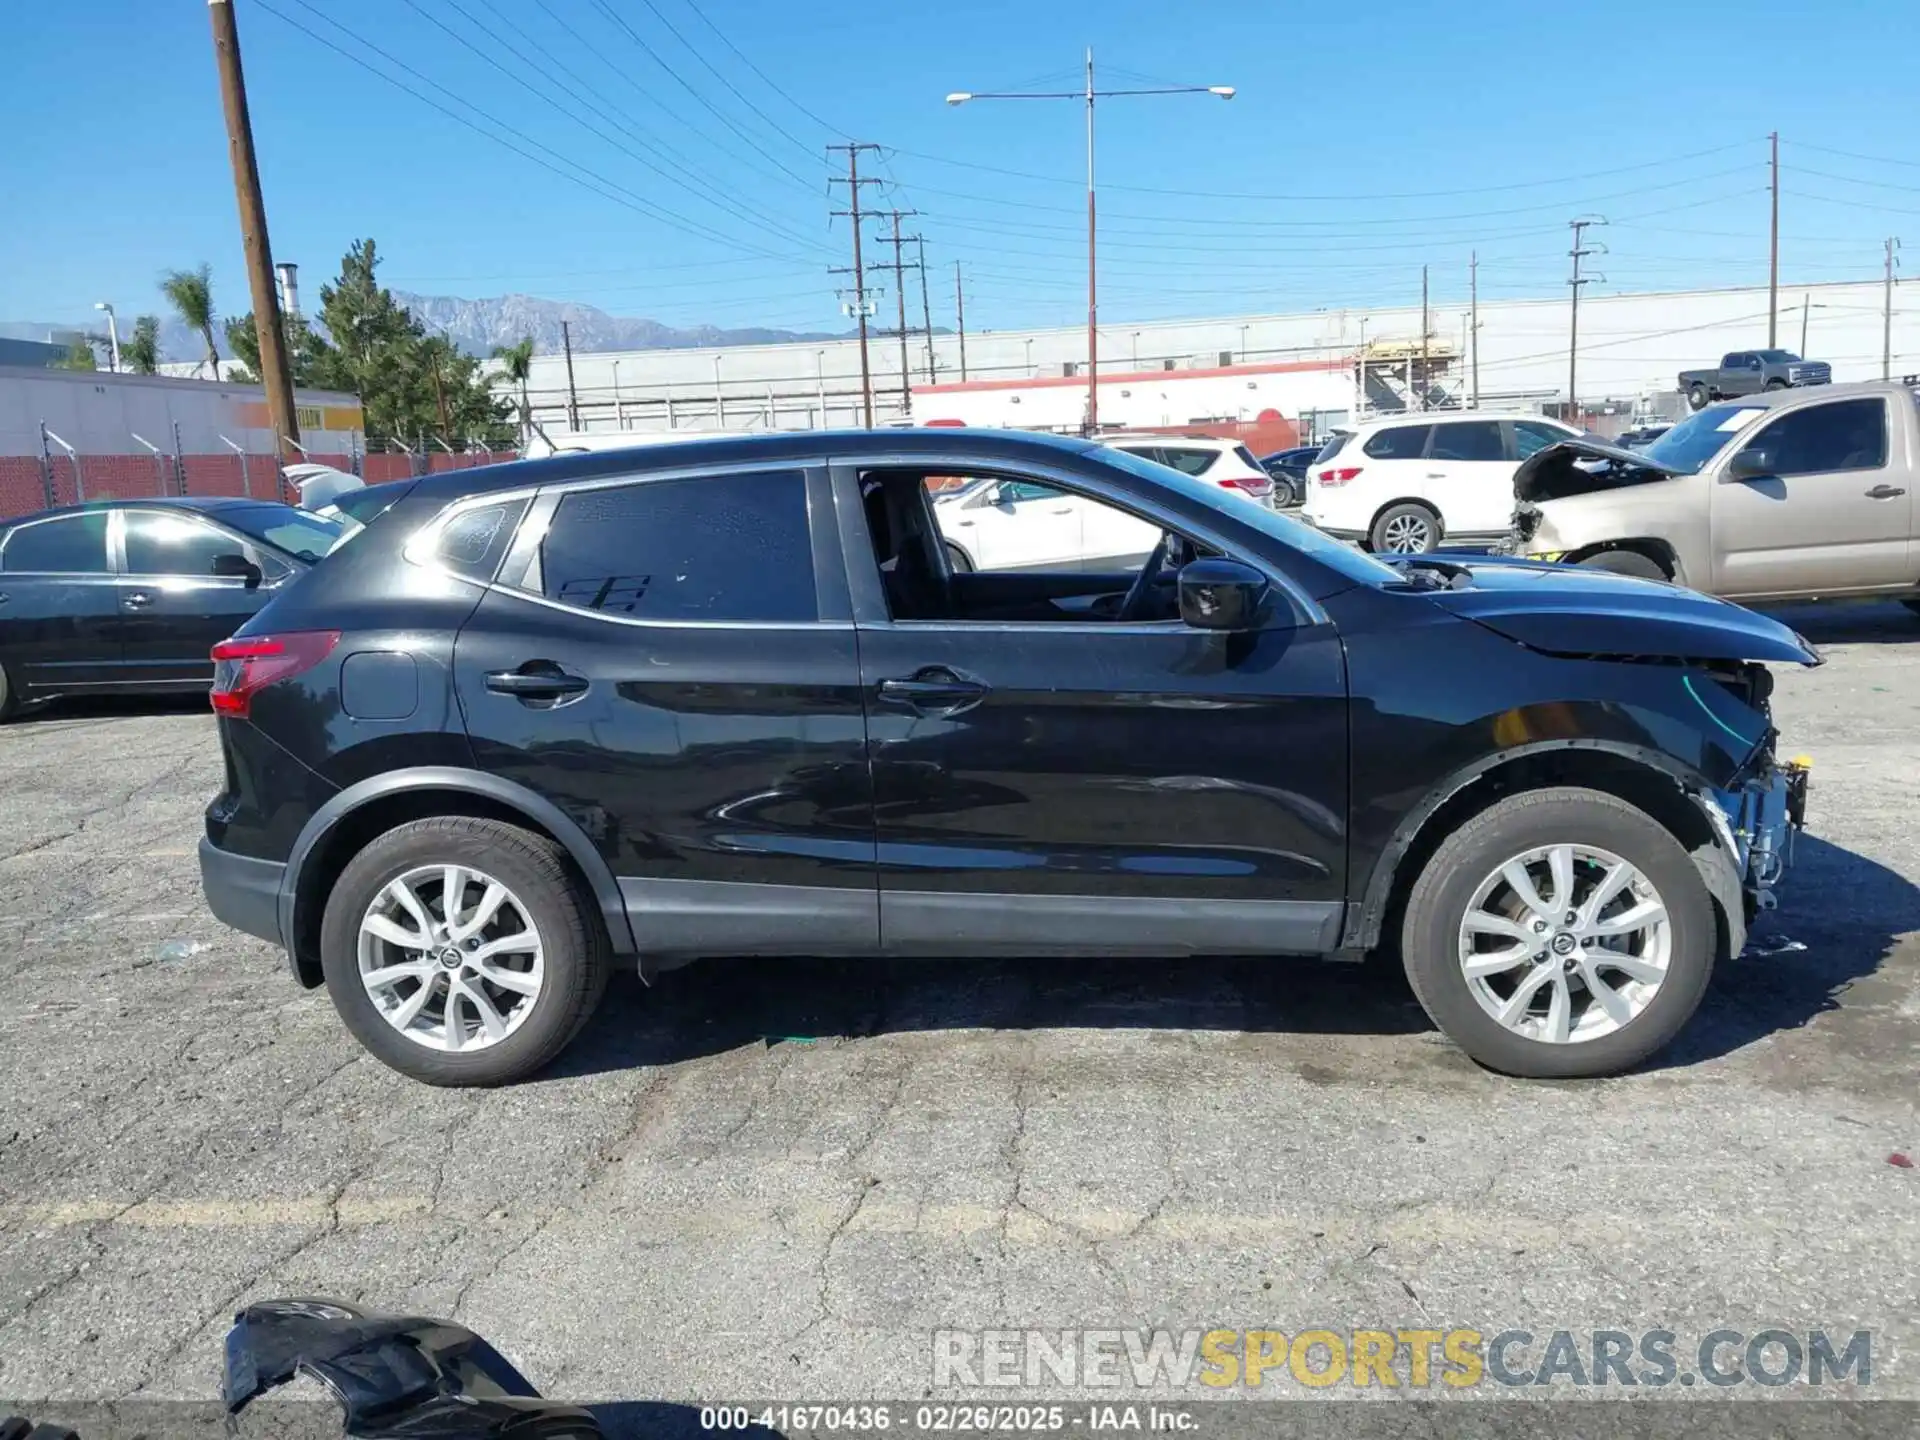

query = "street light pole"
[
  {"left": 948, "top": 59, "right": 1233, "bottom": 435},
  {"left": 94, "top": 303, "right": 120, "bottom": 372}
]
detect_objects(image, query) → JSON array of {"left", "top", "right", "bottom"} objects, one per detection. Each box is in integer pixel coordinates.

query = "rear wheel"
[
  {"left": 0, "top": 659, "right": 17, "bottom": 722},
  {"left": 1369, "top": 502, "right": 1440, "bottom": 554},
  {"left": 1400, "top": 786, "right": 1715, "bottom": 1078},
  {"left": 1687, "top": 383, "right": 1711, "bottom": 410},
  {"left": 1577, "top": 548, "right": 1669, "bottom": 581},
  {"left": 319, "top": 816, "right": 610, "bottom": 1086},
  {"left": 1274, "top": 475, "right": 1303, "bottom": 508}
]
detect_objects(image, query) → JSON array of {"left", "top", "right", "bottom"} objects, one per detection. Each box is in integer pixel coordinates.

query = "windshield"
[
  {"left": 1096, "top": 444, "right": 1402, "bottom": 586},
  {"left": 218, "top": 503, "right": 353, "bottom": 562},
  {"left": 1639, "top": 403, "right": 1767, "bottom": 475}
]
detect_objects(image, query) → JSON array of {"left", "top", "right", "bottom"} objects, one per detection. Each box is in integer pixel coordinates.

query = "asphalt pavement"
[{"left": 0, "top": 601, "right": 1915, "bottom": 1418}]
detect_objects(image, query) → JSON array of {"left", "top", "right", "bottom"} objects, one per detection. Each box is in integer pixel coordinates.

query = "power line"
[
  {"left": 251, "top": 0, "right": 801, "bottom": 261},
  {"left": 630, "top": 0, "right": 819, "bottom": 155},
  {"left": 679, "top": 0, "right": 847, "bottom": 137},
  {"left": 584, "top": 0, "right": 819, "bottom": 188}
]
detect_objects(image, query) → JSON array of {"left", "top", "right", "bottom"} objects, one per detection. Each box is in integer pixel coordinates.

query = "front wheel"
[
  {"left": 1765, "top": 378, "right": 1789, "bottom": 391},
  {"left": 1577, "top": 548, "right": 1669, "bottom": 581},
  {"left": 1400, "top": 786, "right": 1716, "bottom": 1078},
  {"left": 319, "top": 816, "right": 610, "bottom": 1086},
  {"left": 1369, "top": 502, "right": 1440, "bottom": 554},
  {"left": 0, "top": 659, "right": 17, "bottom": 722}
]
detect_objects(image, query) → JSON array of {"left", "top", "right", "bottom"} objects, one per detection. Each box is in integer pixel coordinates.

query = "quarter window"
[
  {"left": 1361, "top": 425, "right": 1433, "bottom": 460},
  {"left": 1739, "top": 398, "right": 1888, "bottom": 476},
  {"left": 435, "top": 499, "right": 529, "bottom": 582},
  {"left": 0, "top": 512, "right": 110, "bottom": 574},
  {"left": 536, "top": 470, "right": 815, "bottom": 623}
]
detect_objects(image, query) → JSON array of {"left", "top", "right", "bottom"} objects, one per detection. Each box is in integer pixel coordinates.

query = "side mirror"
[
  {"left": 1724, "top": 447, "right": 1775, "bottom": 483},
  {"left": 1177, "top": 558, "right": 1271, "bottom": 631},
  {"left": 991, "top": 483, "right": 1016, "bottom": 509},
  {"left": 212, "top": 552, "right": 264, "bottom": 590}
]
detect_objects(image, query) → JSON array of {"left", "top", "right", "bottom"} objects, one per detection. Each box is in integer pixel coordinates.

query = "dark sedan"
[
  {"left": 1257, "top": 446, "right": 1321, "bottom": 507},
  {"left": 0, "top": 497, "right": 350, "bottom": 719}
]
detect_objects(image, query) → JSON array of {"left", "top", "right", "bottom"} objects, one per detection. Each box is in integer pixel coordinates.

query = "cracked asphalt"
[{"left": 1, "top": 601, "right": 1916, "bottom": 1417}]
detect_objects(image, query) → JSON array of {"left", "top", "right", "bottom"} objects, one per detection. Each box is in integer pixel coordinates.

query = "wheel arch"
[
  {"left": 1562, "top": 537, "right": 1684, "bottom": 582},
  {"left": 1367, "top": 496, "right": 1444, "bottom": 543},
  {"left": 280, "top": 767, "right": 636, "bottom": 987},
  {"left": 1347, "top": 740, "right": 1728, "bottom": 957}
]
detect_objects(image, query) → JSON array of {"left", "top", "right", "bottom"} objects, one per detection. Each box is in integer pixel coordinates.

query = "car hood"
[
  {"left": 1411, "top": 557, "right": 1821, "bottom": 666},
  {"left": 1512, "top": 436, "right": 1685, "bottom": 505}
]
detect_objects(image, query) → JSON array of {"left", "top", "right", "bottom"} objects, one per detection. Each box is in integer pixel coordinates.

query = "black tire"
[
  {"left": 1902, "top": 597, "right": 1920, "bottom": 617},
  {"left": 319, "top": 816, "right": 610, "bottom": 1086},
  {"left": 944, "top": 541, "right": 974, "bottom": 574},
  {"left": 1764, "top": 378, "right": 1789, "bottom": 390},
  {"left": 1577, "top": 548, "right": 1669, "bottom": 581},
  {"left": 1687, "top": 383, "right": 1711, "bottom": 410},
  {"left": 1368, "top": 501, "right": 1441, "bottom": 554},
  {"left": 1274, "top": 475, "right": 1303, "bottom": 509},
  {"left": 0, "top": 658, "right": 18, "bottom": 722},
  {"left": 1400, "top": 786, "right": 1716, "bottom": 1078}
]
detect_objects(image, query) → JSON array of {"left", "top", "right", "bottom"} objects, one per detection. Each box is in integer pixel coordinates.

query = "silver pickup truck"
[
  {"left": 1678, "top": 350, "right": 1831, "bottom": 410},
  {"left": 1505, "top": 380, "right": 1919, "bottom": 613}
]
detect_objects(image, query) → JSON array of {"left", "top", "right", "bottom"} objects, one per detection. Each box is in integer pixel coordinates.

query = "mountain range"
[{"left": 3, "top": 292, "right": 846, "bottom": 365}]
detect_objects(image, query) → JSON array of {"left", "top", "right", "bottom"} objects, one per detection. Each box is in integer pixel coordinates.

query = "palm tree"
[
  {"left": 160, "top": 264, "right": 220, "bottom": 377},
  {"left": 124, "top": 315, "right": 162, "bottom": 375},
  {"left": 489, "top": 337, "right": 535, "bottom": 449}
]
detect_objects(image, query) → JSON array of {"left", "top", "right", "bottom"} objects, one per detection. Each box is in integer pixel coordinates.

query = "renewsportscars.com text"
[{"left": 933, "top": 1327, "right": 1873, "bottom": 1390}]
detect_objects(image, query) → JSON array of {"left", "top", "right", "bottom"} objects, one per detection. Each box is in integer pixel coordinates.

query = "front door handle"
[
  {"left": 1865, "top": 484, "right": 1907, "bottom": 499},
  {"left": 878, "top": 667, "right": 989, "bottom": 715},
  {"left": 121, "top": 591, "right": 153, "bottom": 608},
  {"left": 485, "top": 665, "right": 589, "bottom": 702}
]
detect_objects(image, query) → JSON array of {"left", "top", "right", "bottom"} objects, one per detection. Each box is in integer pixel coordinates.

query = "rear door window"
[
  {"left": 1426, "top": 421, "right": 1505, "bottom": 462},
  {"left": 1, "top": 512, "right": 110, "bottom": 574},
  {"left": 534, "top": 469, "right": 816, "bottom": 622},
  {"left": 1362, "top": 425, "right": 1433, "bottom": 460},
  {"left": 1158, "top": 447, "right": 1220, "bottom": 476}
]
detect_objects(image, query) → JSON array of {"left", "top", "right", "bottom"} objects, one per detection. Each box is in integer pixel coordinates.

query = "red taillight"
[
  {"left": 1217, "top": 476, "right": 1271, "bottom": 494},
  {"left": 210, "top": 631, "right": 340, "bottom": 718},
  {"left": 1318, "top": 466, "right": 1364, "bottom": 486}
]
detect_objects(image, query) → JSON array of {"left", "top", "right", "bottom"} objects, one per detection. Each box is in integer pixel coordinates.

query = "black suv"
[{"left": 199, "top": 430, "right": 1814, "bottom": 1085}]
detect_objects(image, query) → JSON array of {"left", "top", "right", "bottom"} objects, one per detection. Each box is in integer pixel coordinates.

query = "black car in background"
[
  {"left": 197, "top": 429, "right": 1813, "bottom": 1087},
  {"left": 0, "top": 497, "right": 350, "bottom": 719},
  {"left": 1257, "top": 445, "right": 1320, "bottom": 507}
]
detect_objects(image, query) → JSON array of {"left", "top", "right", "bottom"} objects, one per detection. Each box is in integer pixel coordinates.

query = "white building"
[{"left": 508, "top": 278, "right": 1914, "bottom": 440}]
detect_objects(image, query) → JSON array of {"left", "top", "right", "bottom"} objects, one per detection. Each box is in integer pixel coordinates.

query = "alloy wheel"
[
  {"left": 1456, "top": 843, "right": 1671, "bottom": 1044},
  {"left": 356, "top": 863, "right": 545, "bottom": 1052},
  {"left": 1380, "top": 513, "right": 1433, "bottom": 553}
]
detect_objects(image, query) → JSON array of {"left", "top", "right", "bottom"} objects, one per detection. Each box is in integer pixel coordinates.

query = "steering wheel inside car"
[{"left": 1117, "top": 532, "right": 1173, "bottom": 622}]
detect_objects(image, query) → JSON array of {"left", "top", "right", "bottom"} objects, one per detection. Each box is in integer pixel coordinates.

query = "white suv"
[
  {"left": 1101, "top": 436, "right": 1276, "bottom": 507},
  {"left": 1302, "top": 413, "right": 1581, "bottom": 552}
]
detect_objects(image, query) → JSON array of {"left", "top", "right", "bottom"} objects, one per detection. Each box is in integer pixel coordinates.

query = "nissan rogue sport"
[{"left": 199, "top": 429, "right": 1814, "bottom": 1086}]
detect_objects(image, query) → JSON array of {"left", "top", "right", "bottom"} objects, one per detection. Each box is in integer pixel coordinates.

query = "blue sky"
[{"left": 4, "top": 0, "right": 1917, "bottom": 338}]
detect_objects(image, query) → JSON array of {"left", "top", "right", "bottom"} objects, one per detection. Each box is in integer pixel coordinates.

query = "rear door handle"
[
  {"left": 878, "top": 667, "right": 989, "bottom": 715},
  {"left": 485, "top": 666, "right": 589, "bottom": 701},
  {"left": 122, "top": 591, "right": 153, "bottom": 608},
  {"left": 1865, "top": 484, "right": 1906, "bottom": 499}
]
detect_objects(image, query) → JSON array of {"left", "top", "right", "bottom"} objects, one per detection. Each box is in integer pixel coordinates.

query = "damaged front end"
[
  {"left": 1503, "top": 436, "right": 1687, "bottom": 553},
  {"left": 224, "top": 1298, "right": 602, "bottom": 1438}
]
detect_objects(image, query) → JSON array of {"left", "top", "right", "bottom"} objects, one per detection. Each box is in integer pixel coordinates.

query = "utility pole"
[
  {"left": 867, "top": 210, "right": 921, "bottom": 417},
  {"left": 560, "top": 320, "right": 579, "bottom": 429},
  {"left": 1469, "top": 252, "right": 1480, "bottom": 407},
  {"left": 954, "top": 261, "right": 968, "bottom": 382},
  {"left": 1885, "top": 238, "right": 1901, "bottom": 380},
  {"left": 1567, "top": 217, "right": 1606, "bottom": 421},
  {"left": 1419, "top": 264, "right": 1429, "bottom": 411},
  {"left": 916, "top": 236, "right": 936, "bottom": 384},
  {"left": 208, "top": 0, "right": 299, "bottom": 460},
  {"left": 828, "top": 142, "right": 884, "bottom": 427},
  {"left": 1769, "top": 131, "right": 1781, "bottom": 348}
]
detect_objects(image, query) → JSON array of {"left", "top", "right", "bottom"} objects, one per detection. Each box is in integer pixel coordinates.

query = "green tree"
[
  {"left": 124, "top": 315, "right": 162, "bottom": 374},
  {"left": 489, "top": 337, "right": 535, "bottom": 447},
  {"left": 53, "top": 338, "right": 98, "bottom": 371},
  {"left": 160, "top": 264, "right": 220, "bottom": 376},
  {"left": 224, "top": 310, "right": 334, "bottom": 387}
]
